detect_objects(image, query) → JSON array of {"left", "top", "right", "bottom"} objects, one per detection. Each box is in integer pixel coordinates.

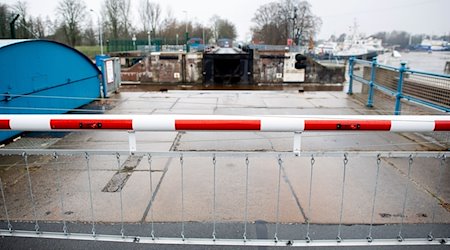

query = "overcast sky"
[{"left": 3, "top": 0, "right": 450, "bottom": 41}]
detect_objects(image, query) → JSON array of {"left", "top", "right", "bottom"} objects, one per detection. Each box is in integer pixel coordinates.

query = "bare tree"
[
  {"left": 104, "top": 0, "right": 132, "bottom": 38},
  {"left": 57, "top": 0, "right": 86, "bottom": 46},
  {"left": 210, "top": 15, "right": 237, "bottom": 42},
  {"left": 210, "top": 15, "right": 220, "bottom": 43},
  {"left": 0, "top": 3, "right": 11, "bottom": 38},
  {"left": 293, "top": 0, "right": 322, "bottom": 45},
  {"left": 82, "top": 19, "right": 97, "bottom": 46},
  {"left": 139, "top": 0, "right": 161, "bottom": 33},
  {"left": 217, "top": 19, "right": 236, "bottom": 40},
  {"left": 191, "top": 23, "right": 212, "bottom": 43},
  {"left": 159, "top": 6, "right": 175, "bottom": 31},
  {"left": 158, "top": 6, "right": 181, "bottom": 41},
  {"left": 104, "top": 0, "right": 120, "bottom": 38},
  {"left": 32, "top": 16, "right": 46, "bottom": 37},
  {"left": 13, "top": 1, "right": 32, "bottom": 38},
  {"left": 118, "top": 0, "right": 131, "bottom": 37},
  {"left": 252, "top": 0, "right": 321, "bottom": 45},
  {"left": 138, "top": 0, "right": 149, "bottom": 32},
  {"left": 45, "top": 15, "right": 58, "bottom": 37}
]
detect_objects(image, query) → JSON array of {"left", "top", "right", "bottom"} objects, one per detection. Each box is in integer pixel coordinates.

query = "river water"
[{"left": 377, "top": 51, "right": 450, "bottom": 74}]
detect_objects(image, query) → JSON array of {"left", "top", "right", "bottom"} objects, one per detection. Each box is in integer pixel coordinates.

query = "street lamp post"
[
  {"left": 202, "top": 25, "right": 205, "bottom": 45},
  {"left": 292, "top": 7, "right": 297, "bottom": 46},
  {"left": 183, "top": 11, "right": 188, "bottom": 33},
  {"left": 183, "top": 10, "right": 189, "bottom": 52},
  {"left": 90, "top": 9, "right": 103, "bottom": 55}
]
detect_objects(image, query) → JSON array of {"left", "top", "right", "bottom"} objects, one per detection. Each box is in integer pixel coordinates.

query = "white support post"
[
  {"left": 293, "top": 131, "right": 302, "bottom": 156},
  {"left": 128, "top": 131, "right": 137, "bottom": 153}
]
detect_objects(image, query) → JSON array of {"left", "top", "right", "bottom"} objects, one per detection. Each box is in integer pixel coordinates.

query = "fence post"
[
  {"left": 347, "top": 57, "right": 355, "bottom": 95},
  {"left": 395, "top": 62, "right": 407, "bottom": 115},
  {"left": 367, "top": 58, "right": 377, "bottom": 107}
]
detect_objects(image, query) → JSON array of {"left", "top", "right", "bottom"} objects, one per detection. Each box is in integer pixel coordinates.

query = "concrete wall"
[
  {"left": 253, "top": 50, "right": 285, "bottom": 83},
  {"left": 152, "top": 53, "right": 184, "bottom": 83},
  {"left": 304, "top": 58, "right": 346, "bottom": 83},
  {"left": 121, "top": 61, "right": 145, "bottom": 81},
  {"left": 252, "top": 50, "right": 345, "bottom": 84},
  {"left": 118, "top": 50, "right": 345, "bottom": 85},
  {"left": 185, "top": 53, "right": 203, "bottom": 84},
  {"left": 120, "top": 52, "right": 203, "bottom": 84}
]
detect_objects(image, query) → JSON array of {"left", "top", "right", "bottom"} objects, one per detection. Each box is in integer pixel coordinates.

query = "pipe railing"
[{"left": 348, "top": 57, "right": 450, "bottom": 114}]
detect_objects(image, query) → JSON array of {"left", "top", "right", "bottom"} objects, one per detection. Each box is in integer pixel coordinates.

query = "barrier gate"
[{"left": 0, "top": 114, "right": 449, "bottom": 247}]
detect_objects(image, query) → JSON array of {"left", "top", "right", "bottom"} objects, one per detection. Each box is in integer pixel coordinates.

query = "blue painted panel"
[
  {"left": 0, "top": 40, "right": 100, "bottom": 96},
  {"left": 0, "top": 131, "right": 19, "bottom": 143},
  {"left": 1, "top": 77, "right": 100, "bottom": 114},
  {"left": 0, "top": 40, "right": 101, "bottom": 142}
]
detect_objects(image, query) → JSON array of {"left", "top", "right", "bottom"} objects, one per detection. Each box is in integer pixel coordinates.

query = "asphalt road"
[{"left": 1, "top": 222, "right": 449, "bottom": 250}]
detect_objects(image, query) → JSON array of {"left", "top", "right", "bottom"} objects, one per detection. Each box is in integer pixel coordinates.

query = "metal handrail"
[{"left": 348, "top": 57, "right": 450, "bottom": 114}]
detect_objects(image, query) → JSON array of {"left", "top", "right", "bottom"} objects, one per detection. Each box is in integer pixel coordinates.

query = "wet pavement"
[
  {"left": 1, "top": 221, "right": 450, "bottom": 249},
  {"left": 0, "top": 87, "right": 449, "bottom": 238}
]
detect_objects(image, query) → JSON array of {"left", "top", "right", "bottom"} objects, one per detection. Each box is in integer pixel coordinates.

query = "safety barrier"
[
  {"left": 0, "top": 115, "right": 449, "bottom": 247},
  {"left": 347, "top": 57, "right": 450, "bottom": 114},
  {"left": 1, "top": 114, "right": 449, "bottom": 153}
]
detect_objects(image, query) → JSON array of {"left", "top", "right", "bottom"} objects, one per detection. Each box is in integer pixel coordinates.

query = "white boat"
[
  {"left": 314, "top": 41, "right": 338, "bottom": 55},
  {"left": 335, "top": 22, "right": 384, "bottom": 58},
  {"left": 315, "top": 22, "right": 384, "bottom": 59},
  {"left": 419, "top": 39, "right": 449, "bottom": 51},
  {"left": 392, "top": 50, "right": 401, "bottom": 58}
]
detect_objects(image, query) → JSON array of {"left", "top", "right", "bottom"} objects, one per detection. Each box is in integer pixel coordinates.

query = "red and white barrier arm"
[{"left": 0, "top": 115, "right": 449, "bottom": 132}]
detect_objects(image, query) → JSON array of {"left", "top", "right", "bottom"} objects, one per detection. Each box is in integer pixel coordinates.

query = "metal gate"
[{"left": 0, "top": 114, "right": 449, "bottom": 247}]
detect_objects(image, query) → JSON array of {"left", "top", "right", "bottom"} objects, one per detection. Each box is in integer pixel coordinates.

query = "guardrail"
[
  {"left": 0, "top": 115, "right": 449, "bottom": 247},
  {"left": 347, "top": 57, "right": 450, "bottom": 114}
]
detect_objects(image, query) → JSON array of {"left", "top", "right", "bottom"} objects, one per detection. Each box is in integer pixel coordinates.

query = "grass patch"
[{"left": 75, "top": 46, "right": 102, "bottom": 59}]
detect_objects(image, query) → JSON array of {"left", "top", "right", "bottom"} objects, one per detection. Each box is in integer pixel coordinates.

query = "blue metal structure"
[
  {"left": 367, "top": 58, "right": 377, "bottom": 108},
  {"left": 0, "top": 39, "right": 101, "bottom": 142},
  {"left": 394, "top": 62, "right": 407, "bottom": 115},
  {"left": 347, "top": 57, "right": 354, "bottom": 95},
  {"left": 348, "top": 57, "right": 450, "bottom": 114},
  {"left": 187, "top": 38, "right": 205, "bottom": 51}
]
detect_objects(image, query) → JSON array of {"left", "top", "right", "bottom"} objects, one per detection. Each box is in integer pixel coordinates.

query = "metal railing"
[
  {"left": 0, "top": 114, "right": 449, "bottom": 247},
  {"left": 348, "top": 57, "right": 450, "bottom": 114}
]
